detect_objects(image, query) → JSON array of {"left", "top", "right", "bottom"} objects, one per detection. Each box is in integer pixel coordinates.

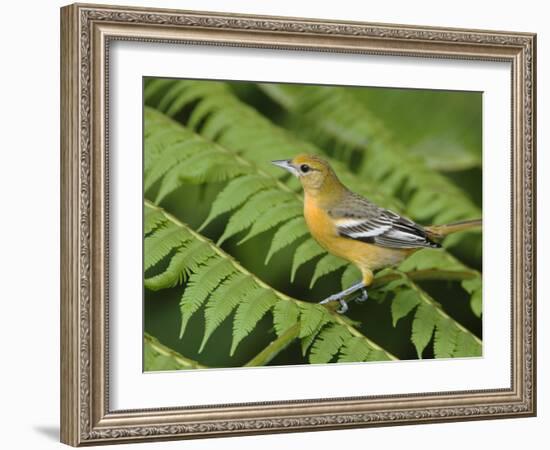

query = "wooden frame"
[{"left": 60, "top": 2, "right": 536, "bottom": 446}]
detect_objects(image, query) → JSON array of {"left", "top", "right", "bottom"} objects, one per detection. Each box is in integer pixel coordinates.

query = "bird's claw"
[
  {"left": 318, "top": 281, "right": 366, "bottom": 314},
  {"left": 319, "top": 296, "right": 349, "bottom": 314},
  {"left": 354, "top": 288, "right": 369, "bottom": 303},
  {"left": 337, "top": 299, "right": 348, "bottom": 314}
]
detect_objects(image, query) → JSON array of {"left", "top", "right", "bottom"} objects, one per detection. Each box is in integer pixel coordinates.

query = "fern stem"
[
  {"left": 245, "top": 323, "right": 301, "bottom": 367},
  {"left": 373, "top": 269, "right": 478, "bottom": 287},
  {"left": 144, "top": 200, "right": 398, "bottom": 361},
  {"left": 144, "top": 333, "right": 208, "bottom": 369},
  {"left": 408, "top": 282, "right": 483, "bottom": 346}
]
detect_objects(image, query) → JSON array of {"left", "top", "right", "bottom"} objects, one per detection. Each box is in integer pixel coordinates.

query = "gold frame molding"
[{"left": 60, "top": 3, "right": 536, "bottom": 446}]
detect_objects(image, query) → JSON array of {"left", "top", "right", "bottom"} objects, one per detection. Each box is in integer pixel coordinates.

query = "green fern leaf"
[
  {"left": 433, "top": 317, "right": 459, "bottom": 358},
  {"left": 340, "top": 264, "right": 360, "bottom": 290},
  {"left": 230, "top": 289, "right": 278, "bottom": 356},
  {"left": 144, "top": 201, "right": 397, "bottom": 363},
  {"left": 148, "top": 80, "right": 402, "bottom": 211},
  {"left": 400, "top": 249, "right": 482, "bottom": 318},
  {"left": 145, "top": 249, "right": 189, "bottom": 291},
  {"left": 145, "top": 240, "right": 216, "bottom": 291},
  {"left": 217, "top": 189, "right": 294, "bottom": 245},
  {"left": 291, "top": 239, "right": 325, "bottom": 282},
  {"left": 143, "top": 115, "right": 189, "bottom": 172},
  {"left": 144, "top": 137, "right": 207, "bottom": 192},
  {"left": 462, "top": 276, "right": 483, "bottom": 317},
  {"left": 144, "top": 208, "right": 168, "bottom": 236},
  {"left": 391, "top": 289, "right": 421, "bottom": 327},
  {"left": 200, "top": 174, "right": 273, "bottom": 230},
  {"left": 300, "top": 317, "right": 331, "bottom": 357},
  {"left": 411, "top": 303, "right": 438, "bottom": 358},
  {"left": 143, "top": 78, "right": 175, "bottom": 103},
  {"left": 167, "top": 83, "right": 227, "bottom": 117},
  {"left": 337, "top": 336, "right": 372, "bottom": 363},
  {"left": 453, "top": 331, "right": 482, "bottom": 357},
  {"left": 298, "top": 304, "right": 329, "bottom": 338},
  {"left": 264, "top": 217, "right": 309, "bottom": 264},
  {"left": 309, "top": 254, "right": 349, "bottom": 288},
  {"left": 272, "top": 300, "right": 300, "bottom": 337},
  {"left": 366, "top": 349, "right": 392, "bottom": 362},
  {"left": 199, "top": 273, "right": 258, "bottom": 352},
  {"left": 179, "top": 257, "right": 236, "bottom": 338},
  {"left": 156, "top": 149, "right": 248, "bottom": 203},
  {"left": 309, "top": 324, "right": 351, "bottom": 364},
  {"left": 470, "top": 289, "right": 482, "bottom": 318},
  {"left": 144, "top": 225, "right": 190, "bottom": 272},
  {"left": 238, "top": 202, "right": 301, "bottom": 245}
]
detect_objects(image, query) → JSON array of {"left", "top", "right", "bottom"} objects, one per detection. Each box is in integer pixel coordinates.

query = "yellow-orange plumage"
[{"left": 304, "top": 193, "right": 411, "bottom": 286}]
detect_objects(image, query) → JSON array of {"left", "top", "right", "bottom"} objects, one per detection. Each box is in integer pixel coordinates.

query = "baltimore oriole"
[{"left": 272, "top": 154, "right": 481, "bottom": 313}]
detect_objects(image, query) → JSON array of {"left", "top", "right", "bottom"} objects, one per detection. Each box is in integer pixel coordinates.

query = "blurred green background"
[{"left": 144, "top": 79, "right": 482, "bottom": 369}]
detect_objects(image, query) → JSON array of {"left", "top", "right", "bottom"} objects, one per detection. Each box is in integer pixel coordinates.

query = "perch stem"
[{"left": 245, "top": 323, "right": 301, "bottom": 367}]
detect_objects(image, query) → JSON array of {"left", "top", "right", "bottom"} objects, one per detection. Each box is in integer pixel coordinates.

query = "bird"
[{"left": 272, "top": 154, "right": 481, "bottom": 314}]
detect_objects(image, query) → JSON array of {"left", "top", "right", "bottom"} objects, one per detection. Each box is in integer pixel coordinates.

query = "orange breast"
[{"left": 303, "top": 196, "right": 412, "bottom": 275}]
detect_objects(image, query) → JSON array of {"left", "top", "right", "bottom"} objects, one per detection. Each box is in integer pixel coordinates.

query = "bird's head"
[{"left": 271, "top": 154, "right": 343, "bottom": 197}]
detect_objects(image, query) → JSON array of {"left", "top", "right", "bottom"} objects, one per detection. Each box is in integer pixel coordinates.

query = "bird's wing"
[{"left": 329, "top": 195, "right": 440, "bottom": 249}]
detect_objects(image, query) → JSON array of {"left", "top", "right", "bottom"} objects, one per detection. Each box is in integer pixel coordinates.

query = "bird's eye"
[{"left": 300, "top": 164, "right": 310, "bottom": 173}]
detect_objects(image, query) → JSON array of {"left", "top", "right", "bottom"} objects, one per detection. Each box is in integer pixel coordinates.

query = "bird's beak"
[{"left": 271, "top": 159, "right": 300, "bottom": 177}]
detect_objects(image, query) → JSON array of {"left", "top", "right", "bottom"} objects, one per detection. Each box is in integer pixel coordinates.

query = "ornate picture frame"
[{"left": 60, "top": 3, "right": 536, "bottom": 446}]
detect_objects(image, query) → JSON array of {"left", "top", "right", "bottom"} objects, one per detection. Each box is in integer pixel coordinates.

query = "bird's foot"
[
  {"left": 354, "top": 288, "right": 369, "bottom": 303},
  {"left": 319, "top": 295, "right": 349, "bottom": 314},
  {"left": 318, "top": 281, "right": 366, "bottom": 314}
]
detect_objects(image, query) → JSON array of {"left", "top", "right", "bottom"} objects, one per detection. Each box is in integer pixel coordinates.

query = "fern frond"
[
  {"left": 144, "top": 107, "right": 252, "bottom": 204},
  {"left": 264, "top": 217, "right": 309, "bottom": 264},
  {"left": 453, "top": 332, "right": 482, "bottom": 357},
  {"left": 144, "top": 207, "right": 168, "bottom": 236},
  {"left": 144, "top": 86, "right": 482, "bottom": 363},
  {"left": 462, "top": 276, "right": 483, "bottom": 317},
  {"left": 231, "top": 290, "right": 278, "bottom": 356},
  {"left": 144, "top": 201, "right": 397, "bottom": 364},
  {"left": 354, "top": 88, "right": 482, "bottom": 171},
  {"left": 238, "top": 202, "right": 302, "bottom": 245},
  {"left": 272, "top": 300, "right": 300, "bottom": 337},
  {"left": 144, "top": 136, "right": 206, "bottom": 191},
  {"left": 338, "top": 336, "right": 372, "bottom": 363},
  {"left": 411, "top": 303, "right": 438, "bottom": 358},
  {"left": 144, "top": 240, "right": 215, "bottom": 291},
  {"left": 390, "top": 289, "right": 421, "bottom": 327},
  {"left": 433, "top": 317, "right": 459, "bottom": 358},
  {"left": 291, "top": 239, "right": 325, "bottom": 282},
  {"left": 155, "top": 149, "right": 250, "bottom": 202},
  {"left": 300, "top": 316, "right": 331, "bottom": 357},
  {"left": 200, "top": 273, "right": 258, "bottom": 352},
  {"left": 199, "top": 174, "right": 273, "bottom": 230},
  {"left": 217, "top": 189, "right": 295, "bottom": 245},
  {"left": 398, "top": 249, "right": 482, "bottom": 317},
  {"left": 380, "top": 272, "right": 482, "bottom": 359},
  {"left": 179, "top": 257, "right": 237, "bottom": 338},
  {"left": 298, "top": 304, "right": 327, "bottom": 339},
  {"left": 145, "top": 79, "right": 403, "bottom": 211},
  {"left": 309, "top": 254, "right": 349, "bottom": 288},
  {"left": 309, "top": 324, "right": 351, "bottom": 364},
  {"left": 144, "top": 224, "right": 190, "bottom": 272}
]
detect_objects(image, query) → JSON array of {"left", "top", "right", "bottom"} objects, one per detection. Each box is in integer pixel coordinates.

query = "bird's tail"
[{"left": 426, "top": 219, "right": 482, "bottom": 239}]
